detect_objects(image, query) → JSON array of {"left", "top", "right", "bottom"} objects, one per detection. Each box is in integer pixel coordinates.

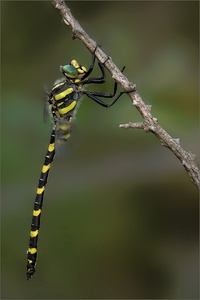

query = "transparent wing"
[
  {"left": 54, "top": 116, "right": 73, "bottom": 154},
  {"left": 43, "top": 87, "right": 51, "bottom": 123}
]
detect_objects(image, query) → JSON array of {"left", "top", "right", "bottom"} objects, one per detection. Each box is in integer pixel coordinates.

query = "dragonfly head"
[{"left": 61, "top": 60, "right": 87, "bottom": 81}]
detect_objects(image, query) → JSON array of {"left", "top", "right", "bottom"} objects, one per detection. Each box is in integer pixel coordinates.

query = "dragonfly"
[{"left": 26, "top": 46, "right": 129, "bottom": 279}]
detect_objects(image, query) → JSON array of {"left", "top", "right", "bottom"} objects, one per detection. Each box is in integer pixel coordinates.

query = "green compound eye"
[{"left": 61, "top": 64, "right": 78, "bottom": 78}]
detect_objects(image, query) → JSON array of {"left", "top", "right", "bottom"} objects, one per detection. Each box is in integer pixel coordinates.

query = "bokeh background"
[{"left": 1, "top": 1, "right": 199, "bottom": 299}]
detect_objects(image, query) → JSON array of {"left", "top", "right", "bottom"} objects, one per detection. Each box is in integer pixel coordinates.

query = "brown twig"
[{"left": 52, "top": 0, "right": 200, "bottom": 189}]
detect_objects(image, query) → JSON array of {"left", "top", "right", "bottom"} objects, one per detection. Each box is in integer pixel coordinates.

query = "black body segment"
[{"left": 26, "top": 49, "right": 129, "bottom": 279}]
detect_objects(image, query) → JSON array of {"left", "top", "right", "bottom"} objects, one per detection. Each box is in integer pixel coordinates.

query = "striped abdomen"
[{"left": 26, "top": 129, "right": 56, "bottom": 279}]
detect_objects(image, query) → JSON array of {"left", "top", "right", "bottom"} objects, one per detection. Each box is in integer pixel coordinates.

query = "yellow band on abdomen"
[
  {"left": 30, "top": 230, "right": 39, "bottom": 238},
  {"left": 42, "top": 164, "right": 50, "bottom": 173},
  {"left": 37, "top": 186, "right": 45, "bottom": 194},
  {"left": 48, "top": 143, "right": 55, "bottom": 152},
  {"left": 28, "top": 248, "right": 37, "bottom": 254},
  {"left": 33, "top": 209, "right": 41, "bottom": 217}
]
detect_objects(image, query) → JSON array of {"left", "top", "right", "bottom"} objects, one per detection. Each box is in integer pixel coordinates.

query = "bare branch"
[
  {"left": 119, "top": 122, "right": 145, "bottom": 130},
  {"left": 52, "top": 0, "right": 200, "bottom": 189}
]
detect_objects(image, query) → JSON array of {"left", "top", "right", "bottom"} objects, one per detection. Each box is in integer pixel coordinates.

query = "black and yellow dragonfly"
[{"left": 26, "top": 47, "right": 128, "bottom": 279}]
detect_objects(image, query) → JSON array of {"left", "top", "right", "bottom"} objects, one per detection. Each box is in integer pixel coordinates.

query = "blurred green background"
[{"left": 1, "top": 1, "right": 199, "bottom": 299}]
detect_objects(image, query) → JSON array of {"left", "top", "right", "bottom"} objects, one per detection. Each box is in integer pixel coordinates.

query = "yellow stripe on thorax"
[
  {"left": 58, "top": 101, "right": 76, "bottom": 115},
  {"left": 57, "top": 101, "right": 64, "bottom": 107},
  {"left": 52, "top": 81, "right": 65, "bottom": 90},
  {"left": 55, "top": 88, "right": 73, "bottom": 101}
]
